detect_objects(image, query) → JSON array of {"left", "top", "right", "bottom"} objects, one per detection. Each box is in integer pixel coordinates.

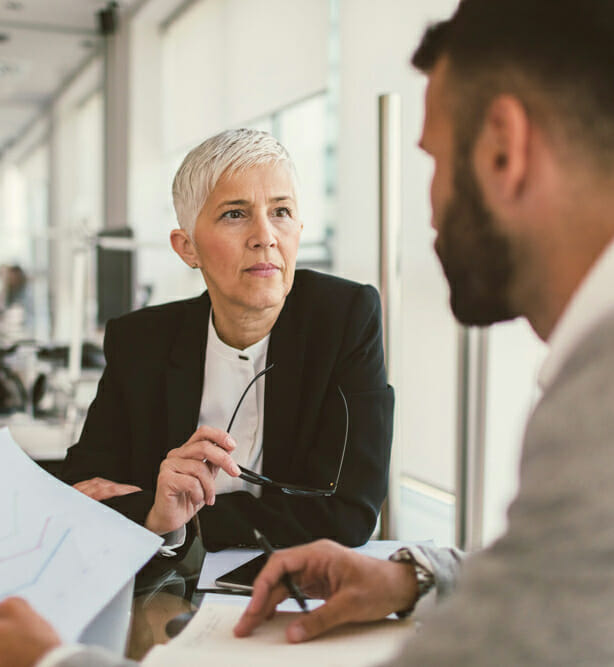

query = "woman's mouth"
[{"left": 245, "top": 263, "right": 280, "bottom": 277}]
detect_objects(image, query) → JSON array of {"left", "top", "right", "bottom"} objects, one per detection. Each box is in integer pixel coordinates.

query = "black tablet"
[{"left": 214, "top": 553, "right": 269, "bottom": 592}]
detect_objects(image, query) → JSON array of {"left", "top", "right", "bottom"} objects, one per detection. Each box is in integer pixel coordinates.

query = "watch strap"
[{"left": 389, "top": 547, "right": 435, "bottom": 618}]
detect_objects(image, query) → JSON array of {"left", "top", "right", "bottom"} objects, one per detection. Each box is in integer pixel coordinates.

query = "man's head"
[{"left": 413, "top": 1, "right": 614, "bottom": 337}]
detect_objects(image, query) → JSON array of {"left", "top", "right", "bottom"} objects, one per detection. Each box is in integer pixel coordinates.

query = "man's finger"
[
  {"left": 234, "top": 583, "right": 289, "bottom": 637},
  {"left": 285, "top": 592, "right": 355, "bottom": 643}
]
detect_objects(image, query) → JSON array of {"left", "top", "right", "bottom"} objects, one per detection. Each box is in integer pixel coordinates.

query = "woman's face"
[{"left": 186, "top": 162, "right": 302, "bottom": 315}]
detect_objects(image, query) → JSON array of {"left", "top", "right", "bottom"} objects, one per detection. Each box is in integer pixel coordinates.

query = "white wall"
[
  {"left": 334, "top": 1, "right": 546, "bottom": 546},
  {"left": 483, "top": 319, "right": 546, "bottom": 544},
  {"left": 161, "top": 0, "right": 329, "bottom": 153},
  {"left": 48, "top": 59, "right": 103, "bottom": 341},
  {"left": 128, "top": 0, "right": 331, "bottom": 306},
  {"left": 336, "top": 1, "right": 459, "bottom": 543}
]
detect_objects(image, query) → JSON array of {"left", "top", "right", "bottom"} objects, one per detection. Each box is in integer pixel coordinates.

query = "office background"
[{"left": 0, "top": 0, "right": 546, "bottom": 551}]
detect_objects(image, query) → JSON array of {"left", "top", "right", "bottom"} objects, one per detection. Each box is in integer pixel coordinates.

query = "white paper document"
[
  {"left": 0, "top": 427, "right": 162, "bottom": 641},
  {"left": 197, "top": 548, "right": 263, "bottom": 589},
  {"left": 143, "top": 600, "right": 414, "bottom": 667},
  {"left": 204, "top": 592, "right": 324, "bottom": 613}
]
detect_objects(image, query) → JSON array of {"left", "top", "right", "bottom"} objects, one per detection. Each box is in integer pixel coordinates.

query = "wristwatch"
[{"left": 389, "top": 547, "right": 435, "bottom": 618}]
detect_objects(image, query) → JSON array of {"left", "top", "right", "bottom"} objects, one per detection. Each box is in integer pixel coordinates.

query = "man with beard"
[
  {"left": 2, "top": 0, "right": 614, "bottom": 665},
  {"left": 235, "top": 1, "right": 614, "bottom": 664}
]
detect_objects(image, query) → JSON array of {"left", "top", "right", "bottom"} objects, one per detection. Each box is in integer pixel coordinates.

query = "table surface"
[
  {"left": 128, "top": 538, "right": 212, "bottom": 660},
  {"left": 126, "top": 538, "right": 407, "bottom": 661}
]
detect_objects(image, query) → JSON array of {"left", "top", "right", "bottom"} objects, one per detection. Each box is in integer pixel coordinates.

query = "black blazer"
[{"left": 61, "top": 270, "right": 394, "bottom": 550}]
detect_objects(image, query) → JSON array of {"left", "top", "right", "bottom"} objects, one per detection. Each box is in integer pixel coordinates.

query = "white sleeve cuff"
[
  {"left": 35, "top": 645, "right": 89, "bottom": 667},
  {"left": 157, "top": 524, "right": 187, "bottom": 557}
]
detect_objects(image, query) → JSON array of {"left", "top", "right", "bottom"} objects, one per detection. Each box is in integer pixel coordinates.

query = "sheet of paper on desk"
[
  {"left": 0, "top": 427, "right": 162, "bottom": 642},
  {"left": 142, "top": 601, "right": 414, "bottom": 667},
  {"left": 197, "top": 547, "right": 263, "bottom": 589}
]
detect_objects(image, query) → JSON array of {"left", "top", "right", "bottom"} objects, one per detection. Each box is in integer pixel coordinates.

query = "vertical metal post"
[
  {"left": 455, "top": 326, "right": 489, "bottom": 551},
  {"left": 102, "top": 8, "right": 130, "bottom": 230},
  {"left": 378, "top": 93, "right": 402, "bottom": 539}
]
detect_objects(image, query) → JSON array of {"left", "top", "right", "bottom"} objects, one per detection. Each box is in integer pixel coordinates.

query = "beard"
[{"left": 435, "top": 150, "right": 520, "bottom": 327}]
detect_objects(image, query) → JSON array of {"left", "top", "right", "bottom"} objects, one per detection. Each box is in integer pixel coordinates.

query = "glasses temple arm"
[
  {"left": 226, "top": 362, "right": 275, "bottom": 433},
  {"left": 332, "top": 385, "right": 349, "bottom": 490}
]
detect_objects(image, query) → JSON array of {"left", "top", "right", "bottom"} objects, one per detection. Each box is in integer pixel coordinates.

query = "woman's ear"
[{"left": 170, "top": 229, "right": 200, "bottom": 269}]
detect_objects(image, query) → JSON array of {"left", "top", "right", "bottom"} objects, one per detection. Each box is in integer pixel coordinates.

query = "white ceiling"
[{"left": 0, "top": 0, "right": 136, "bottom": 155}]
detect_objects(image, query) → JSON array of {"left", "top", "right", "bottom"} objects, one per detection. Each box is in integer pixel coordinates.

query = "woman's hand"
[
  {"left": 0, "top": 598, "right": 61, "bottom": 667},
  {"left": 144, "top": 425, "right": 241, "bottom": 535},
  {"left": 234, "top": 539, "right": 418, "bottom": 643},
  {"left": 73, "top": 477, "right": 142, "bottom": 501}
]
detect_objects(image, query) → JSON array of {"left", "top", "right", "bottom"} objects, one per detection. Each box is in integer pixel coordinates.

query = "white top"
[
  {"left": 538, "top": 238, "right": 614, "bottom": 392},
  {"left": 160, "top": 312, "right": 270, "bottom": 554},
  {"left": 199, "top": 313, "right": 270, "bottom": 496}
]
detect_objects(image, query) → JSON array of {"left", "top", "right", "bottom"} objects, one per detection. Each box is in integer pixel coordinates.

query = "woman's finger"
[
  {"left": 168, "top": 442, "right": 241, "bottom": 478},
  {"left": 161, "top": 457, "right": 221, "bottom": 505},
  {"left": 180, "top": 425, "right": 237, "bottom": 452},
  {"left": 73, "top": 477, "right": 142, "bottom": 501}
]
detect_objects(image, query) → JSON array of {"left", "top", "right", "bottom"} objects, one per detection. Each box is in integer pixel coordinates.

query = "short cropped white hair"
[{"left": 172, "top": 128, "right": 298, "bottom": 238}]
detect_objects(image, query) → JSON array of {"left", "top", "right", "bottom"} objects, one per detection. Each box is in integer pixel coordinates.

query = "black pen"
[{"left": 253, "top": 528, "right": 309, "bottom": 613}]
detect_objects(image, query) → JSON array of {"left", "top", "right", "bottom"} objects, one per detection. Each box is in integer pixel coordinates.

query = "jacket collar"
[
  {"left": 166, "top": 292, "right": 211, "bottom": 455},
  {"left": 263, "top": 285, "right": 306, "bottom": 479}
]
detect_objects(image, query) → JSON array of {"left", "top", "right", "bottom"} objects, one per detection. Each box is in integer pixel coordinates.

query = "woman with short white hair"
[{"left": 62, "top": 128, "right": 394, "bottom": 551}]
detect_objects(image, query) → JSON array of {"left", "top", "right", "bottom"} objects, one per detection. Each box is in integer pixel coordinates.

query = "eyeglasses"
[{"left": 226, "top": 363, "right": 349, "bottom": 497}]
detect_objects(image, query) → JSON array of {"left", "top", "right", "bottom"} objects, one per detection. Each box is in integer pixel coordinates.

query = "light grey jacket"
[
  {"left": 387, "top": 312, "right": 614, "bottom": 665},
  {"left": 51, "top": 649, "right": 135, "bottom": 667},
  {"left": 55, "top": 312, "right": 614, "bottom": 666}
]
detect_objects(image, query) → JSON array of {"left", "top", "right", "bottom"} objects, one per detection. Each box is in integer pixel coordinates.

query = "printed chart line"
[
  {"left": 0, "top": 517, "right": 51, "bottom": 563},
  {"left": 1, "top": 528, "right": 71, "bottom": 598}
]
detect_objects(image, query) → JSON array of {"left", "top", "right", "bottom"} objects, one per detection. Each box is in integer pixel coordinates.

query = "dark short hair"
[
  {"left": 411, "top": 19, "right": 450, "bottom": 73},
  {"left": 412, "top": 0, "right": 614, "bottom": 167}
]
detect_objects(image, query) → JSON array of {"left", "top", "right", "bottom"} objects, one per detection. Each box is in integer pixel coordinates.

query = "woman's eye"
[
  {"left": 221, "top": 209, "right": 244, "bottom": 220},
  {"left": 273, "top": 207, "right": 292, "bottom": 218}
]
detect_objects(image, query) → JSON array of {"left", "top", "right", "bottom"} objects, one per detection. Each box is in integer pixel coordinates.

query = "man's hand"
[
  {"left": 234, "top": 539, "right": 418, "bottom": 643},
  {"left": 144, "top": 425, "right": 241, "bottom": 535},
  {"left": 0, "top": 598, "right": 61, "bottom": 667},
  {"left": 73, "top": 477, "right": 142, "bottom": 501}
]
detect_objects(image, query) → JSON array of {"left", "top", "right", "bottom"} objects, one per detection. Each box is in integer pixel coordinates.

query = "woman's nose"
[{"left": 248, "top": 212, "right": 277, "bottom": 248}]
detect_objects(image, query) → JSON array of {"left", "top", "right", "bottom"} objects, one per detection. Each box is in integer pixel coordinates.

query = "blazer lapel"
[
  {"left": 263, "top": 287, "right": 306, "bottom": 481},
  {"left": 165, "top": 293, "right": 211, "bottom": 455}
]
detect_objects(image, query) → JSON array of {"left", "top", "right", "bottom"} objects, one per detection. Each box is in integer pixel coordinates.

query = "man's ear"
[
  {"left": 170, "top": 229, "right": 200, "bottom": 268},
  {"left": 473, "top": 94, "right": 530, "bottom": 205}
]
